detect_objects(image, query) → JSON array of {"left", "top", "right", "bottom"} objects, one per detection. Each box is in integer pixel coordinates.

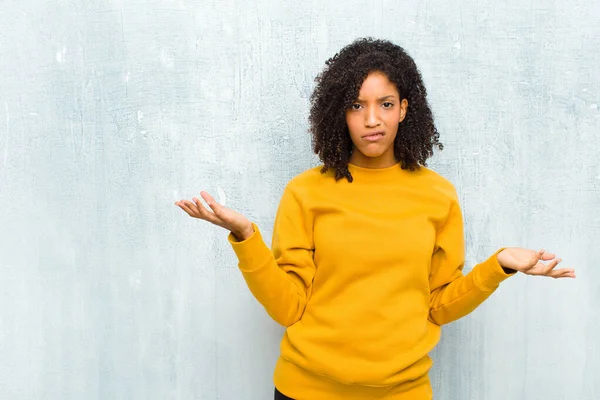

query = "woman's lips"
[{"left": 362, "top": 132, "right": 384, "bottom": 142}]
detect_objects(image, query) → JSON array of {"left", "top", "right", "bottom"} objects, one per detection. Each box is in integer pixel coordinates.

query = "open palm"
[
  {"left": 497, "top": 248, "right": 575, "bottom": 279},
  {"left": 175, "top": 191, "right": 254, "bottom": 240}
]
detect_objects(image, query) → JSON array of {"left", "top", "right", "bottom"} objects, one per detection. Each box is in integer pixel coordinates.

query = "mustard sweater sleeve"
[
  {"left": 428, "top": 193, "right": 517, "bottom": 326},
  {"left": 227, "top": 183, "right": 315, "bottom": 327}
]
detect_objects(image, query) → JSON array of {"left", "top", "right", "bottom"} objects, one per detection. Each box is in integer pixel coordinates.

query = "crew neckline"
[
  {"left": 346, "top": 161, "right": 408, "bottom": 182},
  {"left": 347, "top": 162, "right": 402, "bottom": 172}
]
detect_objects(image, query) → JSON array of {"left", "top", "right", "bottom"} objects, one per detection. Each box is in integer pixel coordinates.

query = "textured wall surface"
[{"left": 0, "top": 0, "right": 598, "bottom": 399}]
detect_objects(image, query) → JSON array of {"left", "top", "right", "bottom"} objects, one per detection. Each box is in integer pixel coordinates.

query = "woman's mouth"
[{"left": 362, "top": 132, "right": 385, "bottom": 142}]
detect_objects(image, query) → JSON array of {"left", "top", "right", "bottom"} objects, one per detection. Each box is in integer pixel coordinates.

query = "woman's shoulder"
[
  {"left": 417, "top": 165, "right": 458, "bottom": 199},
  {"left": 418, "top": 165, "right": 453, "bottom": 184},
  {"left": 286, "top": 164, "right": 330, "bottom": 190}
]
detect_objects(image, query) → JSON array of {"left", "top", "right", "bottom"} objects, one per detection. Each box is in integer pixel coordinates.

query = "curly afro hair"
[{"left": 309, "top": 37, "right": 443, "bottom": 182}]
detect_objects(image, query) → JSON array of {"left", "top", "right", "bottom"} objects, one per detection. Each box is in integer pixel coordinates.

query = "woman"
[{"left": 176, "top": 38, "right": 575, "bottom": 399}]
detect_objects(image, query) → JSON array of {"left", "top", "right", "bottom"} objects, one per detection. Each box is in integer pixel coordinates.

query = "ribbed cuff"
[
  {"left": 473, "top": 248, "right": 517, "bottom": 291},
  {"left": 227, "top": 222, "right": 273, "bottom": 273}
]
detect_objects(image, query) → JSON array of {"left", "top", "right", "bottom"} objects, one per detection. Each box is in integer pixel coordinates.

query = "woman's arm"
[
  {"left": 428, "top": 196, "right": 514, "bottom": 326},
  {"left": 428, "top": 190, "right": 574, "bottom": 326},
  {"left": 228, "top": 183, "right": 316, "bottom": 327}
]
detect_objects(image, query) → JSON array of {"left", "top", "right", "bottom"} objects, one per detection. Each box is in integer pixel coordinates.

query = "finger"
[
  {"left": 525, "top": 258, "right": 560, "bottom": 276},
  {"left": 538, "top": 249, "right": 545, "bottom": 258},
  {"left": 200, "top": 191, "right": 217, "bottom": 207},
  {"left": 539, "top": 249, "right": 557, "bottom": 261},
  {"left": 182, "top": 199, "right": 201, "bottom": 216},
  {"left": 546, "top": 268, "right": 576, "bottom": 279},
  {"left": 180, "top": 199, "right": 222, "bottom": 225},
  {"left": 184, "top": 199, "right": 217, "bottom": 223},
  {"left": 527, "top": 249, "right": 546, "bottom": 267},
  {"left": 192, "top": 197, "right": 222, "bottom": 222},
  {"left": 199, "top": 192, "right": 225, "bottom": 217},
  {"left": 542, "top": 258, "right": 562, "bottom": 275},
  {"left": 192, "top": 196, "right": 210, "bottom": 212},
  {"left": 177, "top": 201, "right": 198, "bottom": 217}
]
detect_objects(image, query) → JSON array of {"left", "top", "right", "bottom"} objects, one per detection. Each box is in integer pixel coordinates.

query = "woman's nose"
[{"left": 364, "top": 106, "right": 380, "bottom": 127}]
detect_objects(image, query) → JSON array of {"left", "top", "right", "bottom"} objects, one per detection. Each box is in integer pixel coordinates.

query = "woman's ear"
[{"left": 399, "top": 98, "right": 409, "bottom": 122}]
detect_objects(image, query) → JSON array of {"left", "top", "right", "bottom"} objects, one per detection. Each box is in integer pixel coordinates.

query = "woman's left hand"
[{"left": 497, "top": 248, "right": 576, "bottom": 279}]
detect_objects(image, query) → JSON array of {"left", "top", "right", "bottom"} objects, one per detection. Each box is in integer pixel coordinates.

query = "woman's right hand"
[{"left": 175, "top": 191, "right": 254, "bottom": 241}]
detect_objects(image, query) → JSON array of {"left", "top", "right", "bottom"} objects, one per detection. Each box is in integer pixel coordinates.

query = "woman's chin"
[{"left": 359, "top": 149, "right": 386, "bottom": 158}]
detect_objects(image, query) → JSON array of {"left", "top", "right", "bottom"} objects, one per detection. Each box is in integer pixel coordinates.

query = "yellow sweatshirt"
[{"left": 228, "top": 162, "right": 516, "bottom": 399}]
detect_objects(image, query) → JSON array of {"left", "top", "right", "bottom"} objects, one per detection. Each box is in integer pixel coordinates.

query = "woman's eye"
[
  {"left": 351, "top": 103, "right": 362, "bottom": 110},
  {"left": 382, "top": 102, "right": 394, "bottom": 108}
]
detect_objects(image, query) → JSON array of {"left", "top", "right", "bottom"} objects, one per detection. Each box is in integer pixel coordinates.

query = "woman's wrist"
[{"left": 232, "top": 223, "right": 254, "bottom": 241}]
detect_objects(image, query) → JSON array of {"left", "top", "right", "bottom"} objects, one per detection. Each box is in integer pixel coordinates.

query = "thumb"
[
  {"left": 200, "top": 191, "right": 231, "bottom": 221},
  {"left": 538, "top": 249, "right": 556, "bottom": 261},
  {"left": 200, "top": 191, "right": 217, "bottom": 208}
]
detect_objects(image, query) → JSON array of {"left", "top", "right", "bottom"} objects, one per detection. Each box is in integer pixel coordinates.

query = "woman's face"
[{"left": 345, "top": 71, "right": 408, "bottom": 168}]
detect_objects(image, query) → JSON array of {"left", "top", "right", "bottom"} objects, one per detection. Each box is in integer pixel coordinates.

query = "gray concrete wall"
[{"left": 0, "top": 0, "right": 598, "bottom": 399}]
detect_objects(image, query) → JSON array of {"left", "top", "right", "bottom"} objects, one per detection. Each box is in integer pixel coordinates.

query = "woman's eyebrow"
[{"left": 355, "top": 95, "right": 398, "bottom": 102}]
